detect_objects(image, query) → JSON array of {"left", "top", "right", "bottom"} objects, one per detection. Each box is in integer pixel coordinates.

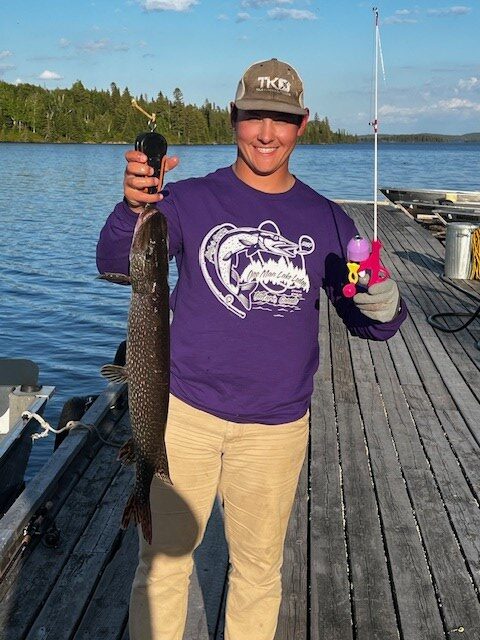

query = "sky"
[{"left": 1, "top": 0, "right": 479, "bottom": 135}]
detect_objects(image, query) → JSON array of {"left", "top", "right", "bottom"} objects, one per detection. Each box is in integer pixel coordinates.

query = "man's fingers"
[
  {"left": 124, "top": 188, "right": 163, "bottom": 208},
  {"left": 127, "top": 175, "right": 160, "bottom": 191},
  {"left": 125, "top": 149, "right": 147, "bottom": 163},
  {"left": 164, "top": 155, "right": 180, "bottom": 172},
  {"left": 123, "top": 151, "right": 179, "bottom": 211},
  {"left": 126, "top": 161, "right": 154, "bottom": 177}
]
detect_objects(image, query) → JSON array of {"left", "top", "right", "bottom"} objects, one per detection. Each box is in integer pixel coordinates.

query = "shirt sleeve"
[
  {"left": 96, "top": 184, "right": 183, "bottom": 276},
  {"left": 322, "top": 200, "right": 408, "bottom": 341}
]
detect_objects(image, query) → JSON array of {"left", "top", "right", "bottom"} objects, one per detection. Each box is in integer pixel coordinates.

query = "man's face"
[{"left": 233, "top": 108, "right": 308, "bottom": 178}]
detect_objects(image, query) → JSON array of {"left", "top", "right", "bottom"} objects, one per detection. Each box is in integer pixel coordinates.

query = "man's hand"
[
  {"left": 353, "top": 278, "right": 400, "bottom": 323},
  {"left": 123, "top": 150, "right": 180, "bottom": 213}
]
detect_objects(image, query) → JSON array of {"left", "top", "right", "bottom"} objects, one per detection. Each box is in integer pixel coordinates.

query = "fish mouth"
[
  {"left": 133, "top": 208, "right": 156, "bottom": 240},
  {"left": 263, "top": 240, "right": 298, "bottom": 258},
  {"left": 131, "top": 207, "right": 163, "bottom": 257},
  {"left": 274, "top": 242, "right": 297, "bottom": 257}
]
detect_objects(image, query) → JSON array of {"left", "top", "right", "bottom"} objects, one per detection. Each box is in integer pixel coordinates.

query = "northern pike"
[{"left": 100, "top": 206, "right": 171, "bottom": 544}]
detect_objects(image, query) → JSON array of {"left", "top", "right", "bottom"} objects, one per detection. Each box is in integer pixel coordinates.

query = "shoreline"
[{"left": 2, "top": 139, "right": 480, "bottom": 146}]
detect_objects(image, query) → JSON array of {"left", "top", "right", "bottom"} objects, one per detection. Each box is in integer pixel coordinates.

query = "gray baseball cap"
[{"left": 234, "top": 58, "right": 308, "bottom": 116}]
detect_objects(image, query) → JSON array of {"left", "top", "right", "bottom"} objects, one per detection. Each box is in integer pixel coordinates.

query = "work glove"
[{"left": 353, "top": 278, "right": 400, "bottom": 323}]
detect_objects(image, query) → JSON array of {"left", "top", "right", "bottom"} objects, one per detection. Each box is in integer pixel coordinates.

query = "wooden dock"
[{"left": 0, "top": 202, "right": 479, "bottom": 639}]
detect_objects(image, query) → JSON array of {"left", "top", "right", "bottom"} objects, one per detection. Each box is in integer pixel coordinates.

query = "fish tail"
[
  {"left": 117, "top": 438, "right": 135, "bottom": 465},
  {"left": 121, "top": 492, "right": 153, "bottom": 545}
]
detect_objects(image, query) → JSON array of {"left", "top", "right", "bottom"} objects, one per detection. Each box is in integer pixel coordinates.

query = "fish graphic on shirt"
[{"left": 200, "top": 220, "right": 315, "bottom": 318}]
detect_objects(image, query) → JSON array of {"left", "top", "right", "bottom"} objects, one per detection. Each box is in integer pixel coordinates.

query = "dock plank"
[
  {"left": 25, "top": 464, "right": 133, "bottom": 640},
  {"left": 329, "top": 305, "right": 399, "bottom": 640},
  {"left": 347, "top": 336, "right": 445, "bottom": 639},
  {"left": 74, "top": 526, "right": 137, "bottom": 640},
  {"left": 0, "top": 409, "right": 130, "bottom": 639},
  {"left": 309, "top": 293, "right": 353, "bottom": 640},
  {"left": 275, "top": 456, "right": 308, "bottom": 640}
]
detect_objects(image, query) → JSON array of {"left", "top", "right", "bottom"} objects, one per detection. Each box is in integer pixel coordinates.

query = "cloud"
[
  {"left": 438, "top": 97, "right": 480, "bottom": 112},
  {"left": 268, "top": 7, "right": 317, "bottom": 20},
  {"left": 241, "top": 0, "right": 292, "bottom": 6},
  {"left": 457, "top": 76, "right": 479, "bottom": 91},
  {"left": 59, "top": 38, "right": 71, "bottom": 48},
  {"left": 236, "top": 12, "right": 250, "bottom": 22},
  {"left": 217, "top": 13, "right": 229, "bottom": 20},
  {"left": 384, "top": 9, "right": 419, "bottom": 24},
  {"left": 383, "top": 16, "right": 418, "bottom": 24},
  {"left": 38, "top": 70, "right": 62, "bottom": 80},
  {"left": 0, "top": 50, "right": 13, "bottom": 59},
  {"left": 384, "top": 5, "right": 469, "bottom": 23},
  {"left": 138, "top": 0, "right": 198, "bottom": 11},
  {"left": 0, "top": 64, "right": 15, "bottom": 77},
  {"left": 78, "top": 39, "right": 109, "bottom": 52},
  {"left": 379, "top": 97, "right": 480, "bottom": 122},
  {"left": 427, "top": 6, "right": 471, "bottom": 16},
  {"left": 15, "top": 78, "right": 23, "bottom": 85}
]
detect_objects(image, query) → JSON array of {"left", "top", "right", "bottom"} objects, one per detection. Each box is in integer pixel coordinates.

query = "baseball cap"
[{"left": 234, "top": 58, "right": 308, "bottom": 116}]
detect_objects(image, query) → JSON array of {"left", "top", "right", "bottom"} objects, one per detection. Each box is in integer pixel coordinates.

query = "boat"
[
  {"left": 431, "top": 205, "right": 480, "bottom": 226},
  {"left": 380, "top": 187, "right": 480, "bottom": 224},
  {"left": 0, "top": 359, "right": 55, "bottom": 515},
  {"left": 380, "top": 187, "right": 480, "bottom": 208}
]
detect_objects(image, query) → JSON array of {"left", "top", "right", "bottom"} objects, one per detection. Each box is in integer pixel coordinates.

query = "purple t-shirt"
[{"left": 97, "top": 166, "right": 407, "bottom": 424}]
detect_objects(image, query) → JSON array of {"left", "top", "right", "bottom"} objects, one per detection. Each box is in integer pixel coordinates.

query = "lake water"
[{"left": 1, "top": 142, "right": 479, "bottom": 478}]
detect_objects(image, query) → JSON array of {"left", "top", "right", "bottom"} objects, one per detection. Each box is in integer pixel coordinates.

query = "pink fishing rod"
[{"left": 342, "top": 8, "right": 390, "bottom": 298}]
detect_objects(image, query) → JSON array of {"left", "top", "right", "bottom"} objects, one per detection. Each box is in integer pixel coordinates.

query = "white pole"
[{"left": 373, "top": 8, "right": 379, "bottom": 242}]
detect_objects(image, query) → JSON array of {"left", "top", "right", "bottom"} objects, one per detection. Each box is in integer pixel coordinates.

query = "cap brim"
[{"left": 234, "top": 98, "right": 308, "bottom": 116}]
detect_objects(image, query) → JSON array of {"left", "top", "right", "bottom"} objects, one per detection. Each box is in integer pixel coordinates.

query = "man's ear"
[
  {"left": 297, "top": 109, "right": 310, "bottom": 137},
  {"left": 230, "top": 102, "right": 238, "bottom": 128}
]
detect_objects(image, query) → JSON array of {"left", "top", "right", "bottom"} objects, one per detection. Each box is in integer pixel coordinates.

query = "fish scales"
[{"left": 100, "top": 206, "right": 171, "bottom": 544}]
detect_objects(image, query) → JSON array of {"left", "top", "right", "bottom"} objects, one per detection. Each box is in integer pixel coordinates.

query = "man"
[{"left": 97, "top": 58, "right": 407, "bottom": 640}]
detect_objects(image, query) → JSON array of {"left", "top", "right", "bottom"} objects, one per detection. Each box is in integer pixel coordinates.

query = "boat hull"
[{"left": 380, "top": 187, "right": 480, "bottom": 207}]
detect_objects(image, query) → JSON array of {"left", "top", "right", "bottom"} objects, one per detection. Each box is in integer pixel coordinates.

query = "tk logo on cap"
[{"left": 257, "top": 76, "right": 291, "bottom": 93}]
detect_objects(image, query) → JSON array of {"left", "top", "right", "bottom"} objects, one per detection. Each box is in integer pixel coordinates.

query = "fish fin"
[
  {"left": 97, "top": 273, "right": 132, "bottom": 285},
  {"left": 155, "top": 469, "right": 173, "bottom": 486},
  {"left": 121, "top": 492, "right": 152, "bottom": 545},
  {"left": 117, "top": 438, "right": 135, "bottom": 465},
  {"left": 237, "top": 281, "right": 258, "bottom": 310},
  {"left": 231, "top": 269, "right": 240, "bottom": 286},
  {"left": 155, "top": 454, "right": 173, "bottom": 486},
  {"left": 100, "top": 364, "right": 129, "bottom": 383}
]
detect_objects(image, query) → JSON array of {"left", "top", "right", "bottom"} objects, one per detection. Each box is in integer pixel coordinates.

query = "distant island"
[
  {"left": 0, "top": 79, "right": 355, "bottom": 145},
  {"left": 357, "top": 132, "right": 480, "bottom": 143}
]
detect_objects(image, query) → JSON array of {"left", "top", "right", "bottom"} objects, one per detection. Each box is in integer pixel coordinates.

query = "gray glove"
[{"left": 353, "top": 278, "right": 400, "bottom": 323}]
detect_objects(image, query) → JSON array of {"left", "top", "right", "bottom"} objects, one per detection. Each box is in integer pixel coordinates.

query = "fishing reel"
[
  {"left": 342, "top": 235, "right": 390, "bottom": 298},
  {"left": 132, "top": 98, "right": 168, "bottom": 194},
  {"left": 135, "top": 132, "right": 168, "bottom": 194}
]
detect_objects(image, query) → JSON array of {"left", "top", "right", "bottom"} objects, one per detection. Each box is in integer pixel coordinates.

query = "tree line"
[
  {"left": 0, "top": 80, "right": 357, "bottom": 145},
  {"left": 357, "top": 132, "right": 480, "bottom": 143}
]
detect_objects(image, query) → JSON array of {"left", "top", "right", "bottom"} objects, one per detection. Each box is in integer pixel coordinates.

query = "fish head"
[
  {"left": 258, "top": 231, "right": 298, "bottom": 258},
  {"left": 129, "top": 208, "right": 168, "bottom": 290}
]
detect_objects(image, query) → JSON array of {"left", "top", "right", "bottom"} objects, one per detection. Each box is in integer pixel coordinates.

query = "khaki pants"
[{"left": 129, "top": 394, "right": 309, "bottom": 640}]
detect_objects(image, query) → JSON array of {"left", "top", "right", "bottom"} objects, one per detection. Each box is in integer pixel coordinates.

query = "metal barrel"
[{"left": 444, "top": 222, "right": 480, "bottom": 279}]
